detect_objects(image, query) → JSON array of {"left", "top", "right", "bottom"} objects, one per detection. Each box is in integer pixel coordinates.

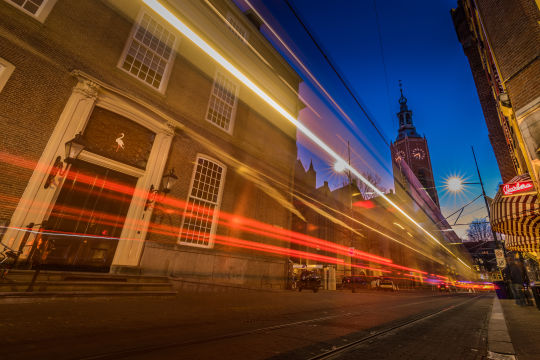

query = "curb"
[{"left": 487, "top": 296, "right": 516, "bottom": 360}]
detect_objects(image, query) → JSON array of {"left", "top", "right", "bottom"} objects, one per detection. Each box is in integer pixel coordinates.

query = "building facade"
[
  {"left": 452, "top": 0, "right": 540, "bottom": 254},
  {"left": 0, "top": 0, "right": 302, "bottom": 289},
  {"left": 452, "top": 0, "right": 540, "bottom": 188}
]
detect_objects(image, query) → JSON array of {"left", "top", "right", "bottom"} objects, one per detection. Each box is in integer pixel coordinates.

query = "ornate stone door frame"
[{"left": 5, "top": 73, "right": 175, "bottom": 271}]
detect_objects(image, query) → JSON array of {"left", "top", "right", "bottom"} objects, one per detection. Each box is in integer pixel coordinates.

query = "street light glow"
[
  {"left": 142, "top": 0, "right": 471, "bottom": 270},
  {"left": 333, "top": 159, "right": 347, "bottom": 173},
  {"left": 445, "top": 175, "right": 465, "bottom": 193}
]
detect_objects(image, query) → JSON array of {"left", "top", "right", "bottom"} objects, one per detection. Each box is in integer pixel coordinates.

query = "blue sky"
[{"left": 242, "top": 0, "right": 502, "bottom": 238}]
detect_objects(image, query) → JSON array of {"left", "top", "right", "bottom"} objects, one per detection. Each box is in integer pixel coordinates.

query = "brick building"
[
  {"left": 292, "top": 158, "right": 475, "bottom": 286},
  {"left": 451, "top": 0, "right": 540, "bottom": 186},
  {"left": 452, "top": 0, "right": 540, "bottom": 253},
  {"left": 292, "top": 159, "right": 366, "bottom": 283},
  {"left": 0, "top": 0, "right": 303, "bottom": 289}
]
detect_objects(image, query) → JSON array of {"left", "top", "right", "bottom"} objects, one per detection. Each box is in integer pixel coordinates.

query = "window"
[
  {"left": 226, "top": 13, "right": 249, "bottom": 41},
  {"left": 206, "top": 72, "right": 239, "bottom": 133},
  {"left": 179, "top": 156, "right": 226, "bottom": 248},
  {"left": 0, "top": 57, "right": 15, "bottom": 92},
  {"left": 119, "top": 12, "right": 176, "bottom": 92},
  {"left": 4, "top": 0, "right": 56, "bottom": 22}
]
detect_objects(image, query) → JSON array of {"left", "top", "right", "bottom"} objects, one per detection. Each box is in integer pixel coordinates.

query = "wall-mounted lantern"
[
  {"left": 64, "top": 133, "right": 86, "bottom": 163},
  {"left": 44, "top": 133, "right": 86, "bottom": 189},
  {"left": 144, "top": 168, "right": 178, "bottom": 211}
]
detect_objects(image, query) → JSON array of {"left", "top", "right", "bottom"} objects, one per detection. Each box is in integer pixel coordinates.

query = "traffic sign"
[{"left": 491, "top": 271, "right": 503, "bottom": 281}]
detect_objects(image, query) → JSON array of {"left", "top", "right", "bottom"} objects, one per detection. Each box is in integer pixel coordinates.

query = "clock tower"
[{"left": 391, "top": 83, "right": 440, "bottom": 207}]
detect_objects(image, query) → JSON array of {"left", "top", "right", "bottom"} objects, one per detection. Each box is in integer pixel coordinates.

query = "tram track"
[
  {"left": 74, "top": 294, "right": 483, "bottom": 360},
  {"left": 308, "top": 294, "right": 484, "bottom": 360}
]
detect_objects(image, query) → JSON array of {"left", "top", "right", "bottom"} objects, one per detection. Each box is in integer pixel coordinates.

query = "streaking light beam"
[{"left": 142, "top": 0, "right": 470, "bottom": 269}]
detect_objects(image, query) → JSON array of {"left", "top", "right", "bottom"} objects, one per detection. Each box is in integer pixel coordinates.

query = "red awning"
[{"left": 490, "top": 174, "right": 540, "bottom": 252}]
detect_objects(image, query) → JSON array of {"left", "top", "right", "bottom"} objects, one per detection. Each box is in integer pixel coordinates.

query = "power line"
[
  {"left": 373, "top": 0, "right": 394, "bottom": 130},
  {"left": 283, "top": 0, "right": 389, "bottom": 147}
]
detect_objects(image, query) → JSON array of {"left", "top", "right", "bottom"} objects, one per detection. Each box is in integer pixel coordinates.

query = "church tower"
[{"left": 391, "top": 83, "right": 440, "bottom": 207}]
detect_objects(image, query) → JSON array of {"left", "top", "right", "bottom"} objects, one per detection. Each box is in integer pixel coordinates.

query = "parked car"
[
  {"left": 341, "top": 275, "right": 369, "bottom": 289},
  {"left": 438, "top": 282, "right": 449, "bottom": 292},
  {"left": 298, "top": 270, "right": 321, "bottom": 293},
  {"left": 379, "top": 278, "right": 398, "bottom": 291}
]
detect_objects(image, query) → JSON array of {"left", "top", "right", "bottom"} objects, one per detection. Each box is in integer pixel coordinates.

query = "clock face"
[
  {"left": 412, "top": 148, "right": 426, "bottom": 160},
  {"left": 395, "top": 150, "right": 406, "bottom": 162}
]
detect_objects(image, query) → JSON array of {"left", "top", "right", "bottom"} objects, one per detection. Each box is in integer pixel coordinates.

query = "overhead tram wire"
[
  {"left": 443, "top": 194, "right": 483, "bottom": 222},
  {"left": 283, "top": 0, "right": 390, "bottom": 147},
  {"left": 243, "top": 0, "right": 394, "bottom": 180},
  {"left": 373, "top": 0, "right": 395, "bottom": 130},
  {"left": 142, "top": 0, "right": 472, "bottom": 269}
]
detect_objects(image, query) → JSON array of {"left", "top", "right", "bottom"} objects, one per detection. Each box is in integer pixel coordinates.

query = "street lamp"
[
  {"left": 144, "top": 168, "right": 178, "bottom": 211},
  {"left": 44, "top": 132, "right": 86, "bottom": 189},
  {"left": 333, "top": 159, "right": 347, "bottom": 173},
  {"left": 445, "top": 176, "right": 466, "bottom": 193},
  {"left": 64, "top": 133, "right": 86, "bottom": 163},
  {"left": 333, "top": 141, "right": 358, "bottom": 293},
  {"left": 443, "top": 146, "right": 507, "bottom": 257}
]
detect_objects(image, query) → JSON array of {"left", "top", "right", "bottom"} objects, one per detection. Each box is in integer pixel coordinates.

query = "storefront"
[
  {"left": 490, "top": 174, "right": 540, "bottom": 293},
  {"left": 490, "top": 174, "right": 540, "bottom": 253}
]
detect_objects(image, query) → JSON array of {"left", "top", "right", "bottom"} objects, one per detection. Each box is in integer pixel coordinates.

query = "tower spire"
[
  {"left": 396, "top": 81, "right": 420, "bottom": 140},
  {"left": 398, "top": 80, "right": 408, "bottom": 111}
]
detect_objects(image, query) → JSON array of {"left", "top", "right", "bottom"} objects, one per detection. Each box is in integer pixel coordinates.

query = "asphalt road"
[{"left": 0, "top": 290, "right": 492, "bottom": 360}]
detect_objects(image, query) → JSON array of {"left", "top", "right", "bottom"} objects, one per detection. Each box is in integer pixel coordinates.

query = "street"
[{"left": 1, "top": 291, "right": 491, "bottom": 360}]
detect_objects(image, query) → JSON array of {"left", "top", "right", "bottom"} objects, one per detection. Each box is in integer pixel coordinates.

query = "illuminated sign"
[{"left": 501, "top": 180, "right": 535, "bottom": 196}]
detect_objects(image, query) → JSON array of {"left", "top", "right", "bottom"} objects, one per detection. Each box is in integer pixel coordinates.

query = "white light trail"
[{"left": 142, "top": 0, "right": 471, "bottom": 269}]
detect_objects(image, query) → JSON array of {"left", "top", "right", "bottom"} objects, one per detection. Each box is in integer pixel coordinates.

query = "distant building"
[
  {"left": 292, "top": 159, "right": 366, "bottom": 282},
  {"left": 293, "top": 158, "right": 475, "bottom": 285},
  {"left": 462, "top": 240, "right": 497, "bottom": 273},
  {"left": 390, "top": 85, "right": 440, "bottom": 207}
]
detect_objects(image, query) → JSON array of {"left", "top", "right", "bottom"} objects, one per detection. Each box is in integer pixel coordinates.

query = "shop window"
[
  {"left": 205, "top": 71, "right": 238, "bottom": 133},
  {"left": 4, "top": 0, "right": 57, "bottom": 22},
  {"left": 119, "top": 12, "right": 176, "bottom": 92},
  {"left": 179, "top": 155, "right": 226, "bottom": 248}
]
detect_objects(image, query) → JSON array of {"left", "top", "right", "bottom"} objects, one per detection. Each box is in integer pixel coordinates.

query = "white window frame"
[
  {"left": 3, "top": 0, "right": 57, "bottom": 22},
  {"left": 178, "top": 154, "right": 227, "bottom": 249},
  {"left": 117, "top": 10, "right": 177, "bottom": 94},
  {"left": 0, "top": 57, "right": 15, "bottom": 93},
  {"left": 225, "top": 12, "right": 249, "bottom": 42},
  {"left": 205, "top": 70, "right": 239, "bottom": 134}
]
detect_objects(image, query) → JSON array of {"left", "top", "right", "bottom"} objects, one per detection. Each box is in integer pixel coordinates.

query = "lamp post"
[
  {"left": 144, "top": 168, "right": 179, "bottom": 211},
  {"left": 334, "top": 140, "right": 357, "bottom": 293},
  {"left": 471, "top": 147, "right": 506, "bottom": 255},
  {"left": 44, "top": 132, "right": 86, "bottom": 189},
  {"left": 444, "top": 146, "right": 507, "bottom": 256}
]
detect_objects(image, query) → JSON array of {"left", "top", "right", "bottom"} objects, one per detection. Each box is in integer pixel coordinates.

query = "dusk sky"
[{"left": 239, "top": 0, "right": 502, "bottom": 238}]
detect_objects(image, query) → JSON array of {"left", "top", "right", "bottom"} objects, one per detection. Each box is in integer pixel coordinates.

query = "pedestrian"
[{"left": 507, "top": 256, "right": 527, "bottom": 306}]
